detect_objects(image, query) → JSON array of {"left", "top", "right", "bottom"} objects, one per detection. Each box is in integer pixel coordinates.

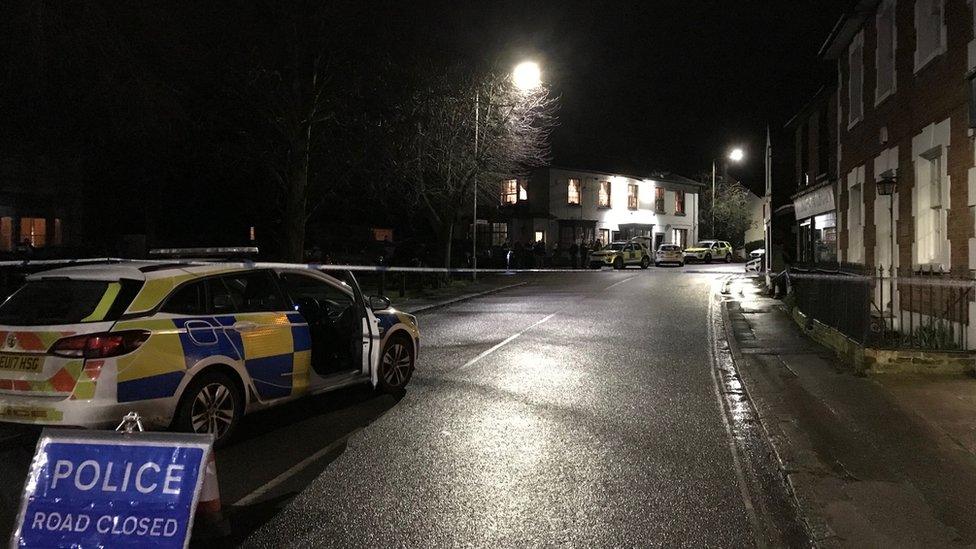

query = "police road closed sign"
[{"left": 12, "top": 429, "right": 212, "bottom": 549}]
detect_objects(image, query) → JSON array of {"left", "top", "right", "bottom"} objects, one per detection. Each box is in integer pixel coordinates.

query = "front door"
[
  {"left": 654, "top": 233, "right": 665, "bottom": 252},
  {"left": 279, "top": 272, "right": 363, "bottom": 377}
]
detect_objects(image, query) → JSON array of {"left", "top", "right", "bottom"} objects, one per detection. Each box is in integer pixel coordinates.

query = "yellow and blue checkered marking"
[{"left": 114, "top": 313, "right": 313, "bottom": 403}]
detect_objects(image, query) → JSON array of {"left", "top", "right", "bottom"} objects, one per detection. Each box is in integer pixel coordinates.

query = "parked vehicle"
[
  {"left": 0, "top": 261, "right": 419, "bottom": 445},
  {"left": 588, "top": 241, "right": 651, "bottom": 270},
  {"left": 683, "top": 240, "right": 734, "bottom": 263},
  {"left": 655, "top": 244, "right": 685, "bottom": 267}
]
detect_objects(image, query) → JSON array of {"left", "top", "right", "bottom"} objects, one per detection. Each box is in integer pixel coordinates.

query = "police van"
[{"left": 0, "top": 260, "right": 419, "bottom": 445}]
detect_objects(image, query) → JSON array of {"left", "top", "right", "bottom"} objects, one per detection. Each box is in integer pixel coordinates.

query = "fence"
[{"left": 789, "top": 263, "right": 973, "bottom": 351}]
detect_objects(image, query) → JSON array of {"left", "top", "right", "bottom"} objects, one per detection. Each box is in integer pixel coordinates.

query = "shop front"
[{"left": 793, "top": 183, "right": 837, "bottom": 265}]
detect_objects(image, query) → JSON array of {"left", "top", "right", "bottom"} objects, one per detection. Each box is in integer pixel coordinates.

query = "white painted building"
[{"left": 491, "top": 167, "right": 703, "bottom": 251}]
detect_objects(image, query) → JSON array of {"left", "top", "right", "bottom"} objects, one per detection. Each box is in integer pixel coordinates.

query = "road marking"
[
  {"left": 706, "top": 277, "right": 768, "bottom": 548},
  {"left": 232, "top": 428, "right": 361, "bottom": 507},
  {"left": 459, "top": 312, "right": 557, "bottom": 369},
  {"left": 603, "top": 276, "right": 636, "bottom": 291}
]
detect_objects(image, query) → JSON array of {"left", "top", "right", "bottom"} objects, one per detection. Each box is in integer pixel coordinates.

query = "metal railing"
[{"left": 789, "top": 263, "right": 973, "bottom": 351}]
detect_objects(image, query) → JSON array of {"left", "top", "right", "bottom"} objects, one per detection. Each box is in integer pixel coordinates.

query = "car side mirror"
[
  {"left": 369, "top": 295, "right": 391, "bottom": 311},
  {"left": 294, "top": 297, "right": 323, "bottom": 322}
]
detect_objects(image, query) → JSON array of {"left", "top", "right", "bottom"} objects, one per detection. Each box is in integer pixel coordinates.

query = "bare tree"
[
  {"left": 238, "top": 1, "right": 351, "bottom": 262},
  {"left": 392, "top": 66, "right": 557, "bottom": 269}
]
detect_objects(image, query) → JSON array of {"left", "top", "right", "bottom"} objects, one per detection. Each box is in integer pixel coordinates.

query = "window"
[
  {"left": 655, "top": 187, "right": 665, "bottom": 213},
  {"left": 914, "top": 0, "right": 946, "bottom": 71},
  {"left": 848, "top": 31, "right": 864, "bottom": 127},
  {"left": 280, "top": 273, "right": 354, "bottom": 315},
  {"left": 161, "top": 281, "right": 207, "bottom": 316},
  {"left": 20, "top": 218, "right": 46, "bottom": 248},
  {"left": 519, "top": 181, "right": 528, "bottom": 201},
  {"left": 627, "top": 184, "right": 639, "bottom": 210},
  {"left": 598, "top": 181, "right": 611, "bottom": 207},
  {"left": 500, "top": 179, "right": 518, "bottom": 205},
  {"left": 567, "top": 179, "right": 581, "bottom": 205},
  {"left": 534, "top": 230, "right": 545, "bottom": 243},
  {"left": 875, "top": 0, "right": 896, "bottom": 103},
  {"left": 599, "top": 228, "right": 610, "bottom": 245},
  {"left": 212, "top": 271, "right": 288, "bottom": 314},
  {"left": 847, "top": 166, "right": 865, "bottom": 263},
  {"left": 53, "top": 218, "right": 62, "bottom": 246},
  {"left": 490, "top": 223, "right": 508, "bottom": 246},
  {"left": 0, "top": 280, "right": 120, "bottom": 325},
  {"left": 672, "top": 228, "right": 688, "bottom": 248},
  {"left": 675, "top": 191, "right": 685, "bottom": 215},
  {"left": 0, "top": 218, "right": 11, "bottom": 252}
]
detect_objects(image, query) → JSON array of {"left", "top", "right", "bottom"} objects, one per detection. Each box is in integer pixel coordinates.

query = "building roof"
[{"left": 818, "top": 0, "right": 882, "bottom": 60}]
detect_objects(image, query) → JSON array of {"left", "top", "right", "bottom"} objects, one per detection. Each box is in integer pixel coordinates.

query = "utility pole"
[
  {"left": 473, "top": 89, "right": 479, "bottom": 281},
  {"left": 711, "top": 161, "right": 716, "bottom": 237}
]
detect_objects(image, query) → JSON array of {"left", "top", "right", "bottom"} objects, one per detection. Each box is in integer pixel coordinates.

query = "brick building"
[{"left": 796, "top": 0, "right": 976, "bottom": 346}]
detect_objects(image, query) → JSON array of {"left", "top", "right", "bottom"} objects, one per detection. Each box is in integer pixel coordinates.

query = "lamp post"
[
  {"left": 711, "top": 147, "right": 745, "bottom": 237},
  {"left": 473, "top": 61, "right": 541, "bottom": 281},
  {"left": 877, "top": 170, "right": 898, "bottom": 320}
]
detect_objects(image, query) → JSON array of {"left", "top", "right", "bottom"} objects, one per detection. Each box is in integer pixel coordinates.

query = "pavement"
[{"left": 724, "top": 276, "right": 976, "bottom": 548}]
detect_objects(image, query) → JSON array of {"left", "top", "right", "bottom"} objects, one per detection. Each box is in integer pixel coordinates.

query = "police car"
[{"left": 0, "top": 261, "right": 419, "bottom": 445}]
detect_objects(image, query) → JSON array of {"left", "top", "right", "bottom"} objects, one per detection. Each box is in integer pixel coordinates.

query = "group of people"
[{"left": 498, "top": 239, "right": 606, "bottom": 270}]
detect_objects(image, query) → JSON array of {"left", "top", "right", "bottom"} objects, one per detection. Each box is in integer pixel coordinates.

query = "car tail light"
[{"left": 50, "top": 330, "right": 151, "bottom": 359}]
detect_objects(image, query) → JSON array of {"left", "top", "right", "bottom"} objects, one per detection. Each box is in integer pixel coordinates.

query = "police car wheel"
[
  {"left": 640, "top": 257, "right": 650, "bottom": 269},
  {"left": 175, "top": 371, "right": 242, "bottom": 447},
  {"left": 378, "top": 336, "right": 414, "bottom": 393},
  {"left": 613, "top": 257, "right": 624, "bottom": 270},
  {"left": 725, "top": 253, "right": 732, "bottom": 263},
  {"left": 704, "top": 253, "right": 712, "bottom": 263}
]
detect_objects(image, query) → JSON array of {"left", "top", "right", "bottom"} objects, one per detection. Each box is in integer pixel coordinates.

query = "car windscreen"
[
  {"left": 607, "top": 244, "right": 625, "bottom": 250},
  {"left": 695, "top": 242, "right": 714, "bottom": 248},
  {"left": 660, "top": 246, "right": 680, "bottom": 251},
  {"left": 0, "top": 279, "right": 135, "bottom": 326}
]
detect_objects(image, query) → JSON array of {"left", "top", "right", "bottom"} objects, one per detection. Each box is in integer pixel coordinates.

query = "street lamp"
[
  {"left": 474, "top": 61, "right": 543, "bottom": 280},
  {"left": 711, "top": 147, "right": 745, "bottom": 237},
  {"left": 513, "top": 61, "right": 542, "bottom": 91},
  {"left": 877, "top": 170, "right": 898, "bottom": 320}
]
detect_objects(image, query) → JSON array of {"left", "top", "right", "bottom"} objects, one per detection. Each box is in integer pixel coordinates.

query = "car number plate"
[{"left": 0, "top": 353, "right": 42, "bottom": 373}]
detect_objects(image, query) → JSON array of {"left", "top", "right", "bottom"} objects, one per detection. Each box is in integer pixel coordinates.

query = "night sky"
[{"left": 379, "top": 0, "right": 851, "bottom": 191}]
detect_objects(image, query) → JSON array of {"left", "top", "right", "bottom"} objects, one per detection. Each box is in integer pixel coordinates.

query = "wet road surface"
[{"left": 0, "top": 265, "right": 806, "bottom": 547}]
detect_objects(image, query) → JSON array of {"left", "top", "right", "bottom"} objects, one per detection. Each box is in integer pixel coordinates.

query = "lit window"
[
  {"left": 519, "top": 182, "right": 528, "bottom": 201},
  {"left": 914, "top": 0, "right": 946, "bottom": 71},
  {"left": 675, "top": 191, "right": 685, "bottom": 214},
  {"left": 491, "top": 223, "right": 508, "bottom": 246},
  {"left": 534, "top": 230, "right": 545, "bottom": 243},
  {"left": 655, "top": 188, "right": 665, "bottom": 213},
  {"left": 20, "top": 218, "right": 46, "bottom": 248},
  {"left": 599, "top": 228, "right": 610, "bottom": 245},
  {"left": 500, "top": 179, "right": 518, "bottom": 205},
  {"left": 875, "top": 0, "right": 896, "bottom": 102},
  {"left": 628, "top": 184, "right": 639, "bottom": 210},
  {"left": 848, "top": 31, "right": 864, "bottom": 127},
  {"left": 567, "top": 179, "right": 581, "bottom": 205},
  {"left": 598, "top": 181, "right": 611, "bottom": 207}
]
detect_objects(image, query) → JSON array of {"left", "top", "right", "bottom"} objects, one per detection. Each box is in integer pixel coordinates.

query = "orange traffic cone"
[{"left": 192, "top": 450, "right": 230, "bottom": 539}]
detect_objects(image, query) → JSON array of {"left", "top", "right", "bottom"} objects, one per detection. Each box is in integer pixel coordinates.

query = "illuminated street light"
[
  {"left": 711, "top": 146, "right": 747, "bottom": 237},
  {"left": 512, "top": 61, "right": 542, "bottom": 91}
]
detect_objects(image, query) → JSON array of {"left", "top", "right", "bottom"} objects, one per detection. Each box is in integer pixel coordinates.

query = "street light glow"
[
  {"left": 728, "top": 148, "right": 745, "bottom": 163},
  {"left": 513, "top": 61, "right": 542, "bottom": 90}
]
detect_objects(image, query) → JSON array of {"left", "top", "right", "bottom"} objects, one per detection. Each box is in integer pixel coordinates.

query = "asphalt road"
[{"left": 0, "top": 264, "right": 807, "bottom": 547}]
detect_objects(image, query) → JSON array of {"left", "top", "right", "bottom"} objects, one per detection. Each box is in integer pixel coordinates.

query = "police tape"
[{"left": 0, "top": 257, "right": 652, "bottom": 274}]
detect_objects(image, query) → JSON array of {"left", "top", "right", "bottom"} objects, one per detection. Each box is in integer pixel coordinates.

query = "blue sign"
[{"left": 13, "top": 429, "right": 212, "bottom": 549}]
